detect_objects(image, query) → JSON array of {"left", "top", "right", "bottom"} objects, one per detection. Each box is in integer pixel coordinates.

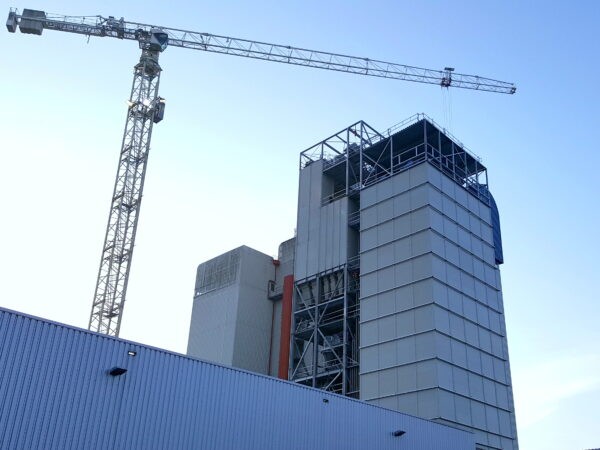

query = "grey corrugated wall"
[{"left": 0, "top": 307, "right": 474, "bottom": 450}]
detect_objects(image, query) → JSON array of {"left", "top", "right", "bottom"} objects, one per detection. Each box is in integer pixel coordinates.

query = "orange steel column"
[{"left": 277, "top": 275, "right": 294, "bottom": 379}]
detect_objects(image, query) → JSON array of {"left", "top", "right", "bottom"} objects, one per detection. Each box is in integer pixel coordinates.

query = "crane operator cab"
[
  {"left": 149, "top": 28, "right": 168, "bottom": 52},
  {"left": 134, "top": 27, "right": 168, "bottom": 52}
]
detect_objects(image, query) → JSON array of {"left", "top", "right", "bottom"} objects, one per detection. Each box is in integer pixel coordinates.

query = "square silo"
[
  {"left": 293, "top": 115, "right": 518, "bottom": 450},
  {"left": 187, "top": 246, "right": 277, "bottom": 374}
]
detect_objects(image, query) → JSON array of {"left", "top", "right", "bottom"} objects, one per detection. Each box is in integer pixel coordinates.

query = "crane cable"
[{"left": 441, "top": 85, "right": 453, "bottom": 133}]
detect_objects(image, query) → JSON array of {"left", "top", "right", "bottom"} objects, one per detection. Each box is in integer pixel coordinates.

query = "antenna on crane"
[{"left": 6, "top": 7, "right": 517, "bottom": 336}]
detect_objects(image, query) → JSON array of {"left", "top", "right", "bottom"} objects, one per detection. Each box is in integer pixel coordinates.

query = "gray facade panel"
[
  {"left": 359, "top": 163, "right": 518, "bottom": 449},
  {"left": 188, "top": 246, "right": 276, "bottom": 375},
  {"left": 295, "top": 160, "right": 326, "bottom": 281},
  {"left": 187, "top": 284, "right": 239, "bottom": 364},
  {"left": 234, "top": 247, "right": 276, "bottom": 374},
  {"left": 318, "top": 197, "right": 348, "bottom": 272},
  {"left": 0, "top": 308, "right": 475, "bottom": 450},
  {"left": 308, "top": 197, "right": 350, "bottom": 274}
]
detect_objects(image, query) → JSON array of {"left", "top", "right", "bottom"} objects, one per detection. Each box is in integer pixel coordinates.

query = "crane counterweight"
[{"left": 7, "top": 6, "right": 516, "bottom": 336}]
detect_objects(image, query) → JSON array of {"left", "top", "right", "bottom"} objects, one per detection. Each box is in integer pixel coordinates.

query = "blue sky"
[{"left": 1, "top": 1, "right": 599, "bottom": 448}]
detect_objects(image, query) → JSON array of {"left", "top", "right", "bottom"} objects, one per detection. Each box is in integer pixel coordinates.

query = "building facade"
[{"left": 188, "top": 242, "right": 295, "bottom": 377}]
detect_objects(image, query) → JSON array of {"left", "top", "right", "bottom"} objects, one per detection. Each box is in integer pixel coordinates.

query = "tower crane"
[{"left": 6, "top": 8, "right": 516, "bottom": 337}]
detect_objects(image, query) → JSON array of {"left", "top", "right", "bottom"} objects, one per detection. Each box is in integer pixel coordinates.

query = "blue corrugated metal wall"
[{"left": 0, "top": 308, "right": 474, "bottom": 450}]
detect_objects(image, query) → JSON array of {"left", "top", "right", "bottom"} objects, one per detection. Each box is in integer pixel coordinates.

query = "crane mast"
[
  {"left": 6, "top": 8, "right": 516, "bottom": 336},
  {"left": 89, "top": 45, "right": 165, "bottom": 336}
]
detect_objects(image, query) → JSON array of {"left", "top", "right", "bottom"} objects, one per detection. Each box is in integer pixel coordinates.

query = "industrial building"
[
  {"left": 188, "top": 114, "right": 519, "bottom": 450},
  {"left": 187, "top": 242, "right": 293, "bottom": 377},
  {"left": 0, "top": 306, "right": 475, "bottom": 449}
]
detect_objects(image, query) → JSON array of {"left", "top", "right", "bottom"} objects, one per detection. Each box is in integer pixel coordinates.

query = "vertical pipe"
[
  {"left": 390, "top": 135, "right": 394, "bottom": 175},
  {"left": 346, "top": 130, "right": 350, "bottom": 196},
  {"left": 312, "top": 276, "right": 321, "bottom": 387},
  {"left": 288, "top": 284, "right": 299, "bottom": 381},
  {"left": 423, "top": 119, "right": 428, "bottom": 159},
  {"left": 438, "top": 128, "right": 442, "bottom": 165},
  {"left": 451, "top": 141, "right": 456, "bottom": 180},
  {"left": 278, "top": 275, "right": 294, "bottom": 379},
  {"left": 342, "top": 266, "right": 348, "bottom": 395},
  {"left": 475, "top": 159, "right": 480, "bottom": 195},
  {"left": 359, "top": 124, "right": 363, "bottom": 188}
]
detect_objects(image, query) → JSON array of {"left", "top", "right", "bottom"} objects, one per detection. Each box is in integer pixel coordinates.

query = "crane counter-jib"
[{"left": 6, "top": 6, "right": 516, "bottom": 337}]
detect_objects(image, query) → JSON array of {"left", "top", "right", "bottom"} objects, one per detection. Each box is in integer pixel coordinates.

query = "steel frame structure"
[
  {"left": 291, "top": 266, "right": 360, "bottom": 397},
  {"left": 300, "top": 113, "right": 490, "bottom": 205},
  {"left": 7, "top": 8, "right": 512, "bottom": 336}
]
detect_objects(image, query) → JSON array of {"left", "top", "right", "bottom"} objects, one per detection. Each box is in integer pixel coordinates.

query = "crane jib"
[{"left": 7, "top": 8, "right": 516, "bottom": 94}]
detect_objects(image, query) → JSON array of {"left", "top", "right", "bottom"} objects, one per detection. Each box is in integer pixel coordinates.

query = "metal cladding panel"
[
  {"left": 0, "top": 308, "right": 474, "bottom": 450},
  {"left": 188, "top": 246, "right": 275, "bottom": 374},
  {"left": 295, "top": 160, "right": 348, "bottom": 281},
  {"left": 318, "top": 197, "right": 348, "bottom": 271},
  {"left": 295, "top": 160, "right": 324, "bottom": 280},
  {"left": 233, "top": 247, "right": 275, "bottom": 374},
  {"left": 358, "top": 163, "right": 518, "bottom": 449},
  {"left": 187, "top": 283, "right": 239, "bottom": 364}
]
